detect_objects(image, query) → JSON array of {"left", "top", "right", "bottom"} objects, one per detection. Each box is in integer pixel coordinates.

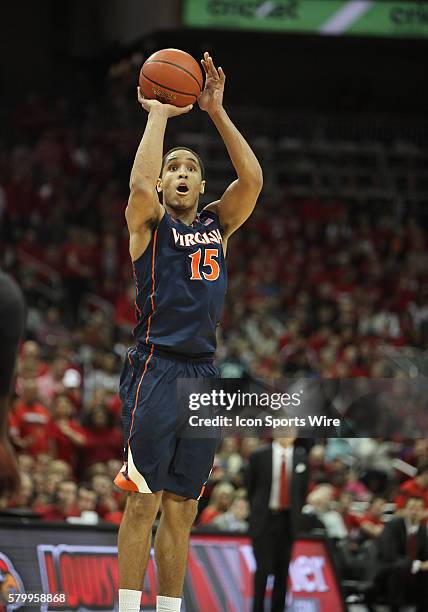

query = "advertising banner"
[
  {"left": 0, "top": 522, "right": 343, "bottom": 611},
  {"left": 183, "top": 1, "right": 428, "bottom": 39}
]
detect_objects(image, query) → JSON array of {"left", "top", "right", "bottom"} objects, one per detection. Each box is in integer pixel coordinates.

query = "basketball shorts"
[{"left": 114, "top": 345, "right": 219, "bottom": 500}]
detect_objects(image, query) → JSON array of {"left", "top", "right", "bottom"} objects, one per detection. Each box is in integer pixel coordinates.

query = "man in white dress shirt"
[{"left": 246, "top": 436, "right": 309, "bottom": 612}]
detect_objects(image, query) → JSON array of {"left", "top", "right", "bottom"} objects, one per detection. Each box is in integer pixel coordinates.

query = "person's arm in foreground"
[{"left": 0, "top": 271, "right": 25, "bottom": 496}]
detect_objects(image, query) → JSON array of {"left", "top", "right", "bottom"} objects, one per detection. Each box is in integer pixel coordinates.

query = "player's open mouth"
[{"left": 176, "top": 184, "right": 189, "bottom": 195}]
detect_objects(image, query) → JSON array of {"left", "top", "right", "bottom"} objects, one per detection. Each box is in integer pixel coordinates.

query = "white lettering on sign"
[{"left": 289, "top": 556, "right": 329, "bottom": 593}]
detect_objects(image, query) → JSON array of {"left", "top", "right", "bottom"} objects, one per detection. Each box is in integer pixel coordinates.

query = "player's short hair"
[{"left": 161, "top": 146, "right": 205, "bottom": 180}]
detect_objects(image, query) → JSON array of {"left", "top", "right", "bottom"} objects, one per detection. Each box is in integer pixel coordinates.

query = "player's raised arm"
[
  {"left": 199, "top": 52, "right": 263, "bottom": 238},
  {"left": 126, "top": 90, "right": 193, "bottom": 260}
]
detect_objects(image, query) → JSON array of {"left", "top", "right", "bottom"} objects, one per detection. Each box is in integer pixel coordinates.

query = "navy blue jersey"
[{"left": 132, "top": 209, "right": 227, "bottom": 356}]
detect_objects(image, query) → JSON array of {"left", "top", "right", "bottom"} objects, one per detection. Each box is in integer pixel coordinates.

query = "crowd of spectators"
[{"left": 0, "top": 65, "right": 427, "bottom": 580}]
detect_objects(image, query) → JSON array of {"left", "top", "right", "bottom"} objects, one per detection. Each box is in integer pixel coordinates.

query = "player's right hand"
[
  {"left": 0, "top": 436, "right": 20, "bottom": 497},
  {"left": 137, "top": 87, "right": 193, "bottom": 117}
]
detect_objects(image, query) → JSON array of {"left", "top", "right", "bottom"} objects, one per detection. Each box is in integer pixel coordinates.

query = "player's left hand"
[{"left": 198, "top": 52, "right": 225, "bottom": 114}]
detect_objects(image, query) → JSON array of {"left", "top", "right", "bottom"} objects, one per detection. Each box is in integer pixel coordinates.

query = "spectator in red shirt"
[
  {"left": 32, "top": 459, "right": 73, "bottom": 508},
  {"left": 35, "top": 480, "right": 79, "bottom": 521},
  {"left": 7, "top": 472, "right": 35, "bottom": 510},
  {"left": 91, "top": 474, "right": 118, "bottom": 518},
  {"left": 104, "top": 494, "right": 127, "bottom": 526},
  {"left": 36, "top": 357, "right": 67, "bottom": 404},
  {"left": 354, "top": 496, "right": 386, "bottom": 539},
  {"left": 395, "top": 462, "right": 428, "bottom": 511},
  {"left": 198, "top": 482, "right": 235, "bottom": 526},
  {"left": 49, "top": 394, "right": 87, "bottom": 469},
  {"left": 81, "top": 402, "right": 122, "bottom": 470},
  {"left": 76, "top": 484, "right": 98, "bottom": 516},
  {"left": 10, "top": 379, "right": 52, "bottom": 457}
]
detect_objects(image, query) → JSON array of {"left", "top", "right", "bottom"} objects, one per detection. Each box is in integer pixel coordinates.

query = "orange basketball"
[{"left": 139, "top": 48, "right": 204, "bottom": 108}]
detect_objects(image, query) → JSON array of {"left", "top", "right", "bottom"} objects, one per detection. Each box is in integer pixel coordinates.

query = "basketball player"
[
  {"left": 114, "top": 52, "right": 263, "bottom": 612},
  {"left": 0, "top": 270, "right": 25, "bottom": 495}
]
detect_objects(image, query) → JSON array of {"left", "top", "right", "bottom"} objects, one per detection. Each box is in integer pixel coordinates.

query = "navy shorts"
[{"left": 114, "top": 345, "right": 219, "bottom": 499}]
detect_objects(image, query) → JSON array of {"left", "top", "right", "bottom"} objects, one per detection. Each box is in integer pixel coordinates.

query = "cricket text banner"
[{"left": 183, "top": 1, "right": 428, "bottom": 39}]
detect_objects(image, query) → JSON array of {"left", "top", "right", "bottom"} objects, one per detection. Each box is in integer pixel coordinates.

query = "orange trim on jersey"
[
  {"left": 132, "top": 263, "right": 142, "bottom": 317},
  {"left": 198, "top": 484, "right": 206, "bottom": 500},
  {"left": 114, "top": 470, "right": 139, "bottom": 492},
  {"left": 145, "top": 229, "right": 158, "bottom": 345},
  {"left": 127, "top": 345, "right": 154, "bottom": 447}
]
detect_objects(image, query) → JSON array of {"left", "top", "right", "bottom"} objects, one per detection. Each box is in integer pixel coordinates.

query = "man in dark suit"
[
  {"left": 375, "top": 496, "right": 428, "bottom": 611},
  {"left": 246, "top": 436, "right": 309, "bottom": 612}
]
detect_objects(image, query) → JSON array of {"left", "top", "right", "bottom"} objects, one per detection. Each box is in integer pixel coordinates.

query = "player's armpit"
[
  {"left": 126, "top": 187, "right": 163, "bottom": 232},
  {"left": 205, "top": 176, "right": 262, "bottom": 238},
  {"left": 126, "top": 191, "right": 164, "bottom": 261}
]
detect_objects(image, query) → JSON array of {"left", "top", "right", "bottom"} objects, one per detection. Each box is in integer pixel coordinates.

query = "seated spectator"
[
  {"left": 36, "top": 357, "right": 68, "bottom": 404},
  {"left": 198, "top": 482, "right": 235, "bottom": 526},
  {"left": 354, "top": 496, "right": 386, "bottom": 540},
  {"left": 34, "top": 480, "right": 79, "bottom": 521},
  {"left": 91, "top": 474, "right": 118, "bottom": 518},
  {"left": 216, "top": 438, "right": 243, "bottom": 480},
  {"left": 10, "top": 379, "right": 52, "bottom": 457},
  {"left": 49, "top": 394, "right": 87, "bottom": 470},
  {"left": 17, "top": 341, "right": 47, "bottom": 382},
  {"left": 342, "top": 467, "right": 372, "bottom": 502},
  {"left": 83, "top": 352, "right": 120, "bottom": 402},
  {"left": 16, "top": 453, "right": 35, "bottom": 475},
  {"left": 106, "top": 459, "right": 122, "bottom": 482},
  {"left": 308, "top": 444, "right": 329, "bottom": 485},
  {"left": 373, "top": 497, "right": 428, "bottom": 610},
  {"left": 395, "top": 461, "right": 428, "bottom": 511},
  {"left": 303, "top": 484, "right": 348, "bottom": 540},
  {"left": 81, "top": 402, "right": 122, "bottom": 470},
  {"left": 35, "top": 306, "right": 68, "bottom": 350},
  {"left": 7, "top": 473, "right": 35, "bottom": 510},
  {"left": 76, "top": 484, "right": 98, "bottom": 515},
  {"left": 33, "top": 459, "right": 73, "bottom": 506},
  {"left": 335, "top": 491, "right": 359, "bottom": 532},
  {"left": 211, "top": 498, "right": 249, "bottom": 533},
  {"left": 84, "top": 462, "right": 109, "bottom": 481},
  {"left": 104, "top": 494, "right": 127, "bottom": 526}
]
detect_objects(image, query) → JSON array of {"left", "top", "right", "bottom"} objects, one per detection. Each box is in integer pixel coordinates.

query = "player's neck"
[{"left": 166, "top": 206, "right": 198, "bottom": 226}]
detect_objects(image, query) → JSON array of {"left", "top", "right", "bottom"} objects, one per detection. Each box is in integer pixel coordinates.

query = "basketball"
[{"left": 139, "top": 48, "right": 204, "bottom": 108}]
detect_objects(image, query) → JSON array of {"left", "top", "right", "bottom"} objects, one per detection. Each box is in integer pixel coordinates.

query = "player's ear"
[
  {"left": 156, "top": 178, "right": 163, "bottom": 193},
  {"left": 199, "top": 180, "right": 205, "bottom": 195}
]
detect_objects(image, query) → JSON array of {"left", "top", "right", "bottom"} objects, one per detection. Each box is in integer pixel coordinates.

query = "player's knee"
[
  {"left": 162, "top": 494, "right": 198, "bottom": 529},
  {"left": 125, "top": 491, "right": 161, "bottom": 524}
]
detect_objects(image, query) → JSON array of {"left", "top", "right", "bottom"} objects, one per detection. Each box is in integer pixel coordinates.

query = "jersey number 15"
[{"left": 189, "top": 248, "right": 220, "bottom": 281}]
